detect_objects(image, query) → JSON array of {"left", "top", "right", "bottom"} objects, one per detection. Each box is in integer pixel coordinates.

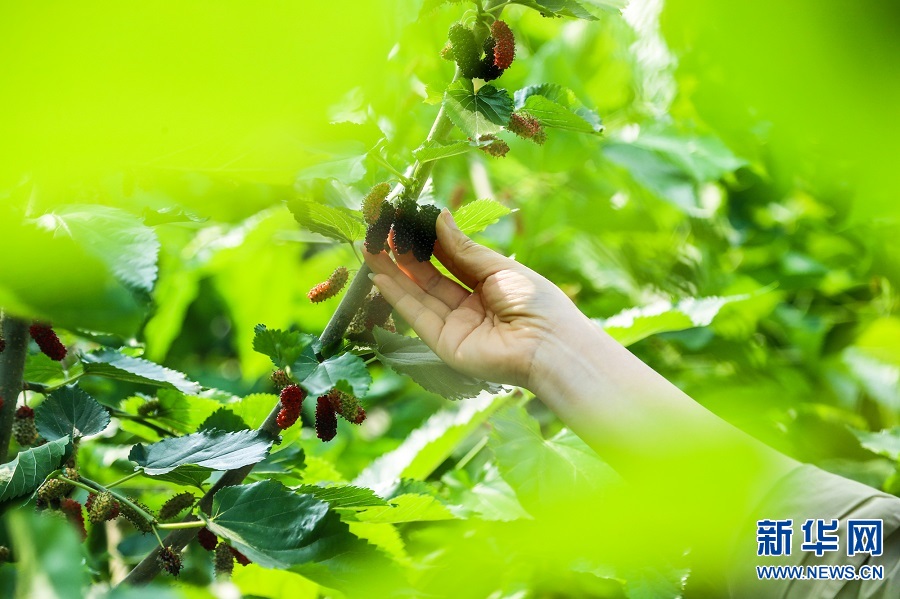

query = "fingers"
[
  {"left": 392, "top": 244, "right": 471, "bottom": 309},
  {"left": 435, "top": 209, "right": 512, "bottom": 283},
  {"left": 364, "top": 250, "right": 452, "bottom": 319},
  {"left": 369, "top": 272, "right": 444, "bottom": 349}
]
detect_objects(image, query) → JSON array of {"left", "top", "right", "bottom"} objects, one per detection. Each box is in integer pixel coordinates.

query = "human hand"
[{"left": 365, "top": 209, "right": 594, "bottom": 389}]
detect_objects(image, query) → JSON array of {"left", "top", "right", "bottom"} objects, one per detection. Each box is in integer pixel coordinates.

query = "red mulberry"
[
  {"left": 315, "top": 395, "right": 338, "bottom": 442},
  {"left": 490, "top": 20, "right": 515, "bottom": 69},
  {"left": 158, "top": 492, "right": 195, "bottom": 521},
  {"left": 308, "top": 267, "right": 349, "bottom": 303},
  {"left": 87, "top": 492, "right": 120, "bottom": 524},
  {"left": 230, "top": 546, "right": 252, "bottom": 566},
  {"left": 29, "top": 323, "right": 66, "bottom": 361},
  {"left": 59, "top": 498, "right": 86, "bottom": 540},
  {"left": 364, "top": 204, "right": 394, "bottom": 254},
  {"left": 276, "top": 384, "right": 305, "bottom": 430},
  {"left": 214, "top": 542, "right": 235, "bottom": 576},
  {"left": 327, "top": 390, "right": 366, "bottom": 425},
  {"left": 13, "top": 406, "right": 38, "bottom": 447},
  {"left": 507, "top": 112, "right": 546, "bottom": 145},
  {"left": 271, "top": 369, "right": 292, "bottom": 389},
  {"left": 157, "top": 546, "right": 183, "bottom": 577},
  {"left": 197, "top": 527, "right": 218, "bottom": 551},
  {"left": 362, "top": 182, "right": 391, "bottom": 225}
]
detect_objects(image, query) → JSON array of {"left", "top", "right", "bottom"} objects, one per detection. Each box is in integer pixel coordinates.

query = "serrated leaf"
[
  {"left": 23, "top": 352, "right": 82, "bottom": 389},
  {"left": 121, "top": 389, "right": 221, "bottom": 440},
  {"left": 35, "top": 204, "right": 160, "bottom": 293},
  {"left": 373, "top": 328, "right": 502, "bottom": 400},
  {"left": 35, "top": 386, "right": 110, "bottom": 441},
  {"left": 301, "top": 352, "right": 371, "bottom": 397},
  {"left": 252, "top": 324, "right": 317, "bottom": 371},
  {"left": 296, "top": 484, "right": 389, "bottom": 508},
  {"left": 509, "top": 0, "right": 598, "bottom": 20},
  {"left": 249, "top": 445, "right": 306, "bottom": 483},
  {"left": 514, "top": 83, "right": 603, "bottom": 132},
  {"left": 348, "top": 494, "right": 454, "bottom": 524},
  {"left": 521, "top": 95, "right": 602, "bottom": 134},
  {"left": 452, "top": 199, "right": 512, "bottom": 235},
  {"left": 202, "top": 480, "right": 362, "bottom": 569},
  {"left": 413, "top": 140, "right": 473, "bottom": 163},
  {"left": 851, "top": 427, "right": 900, "bottom": 461},
  {"left": 287, "top": 199, "right": 366, "bottom": 244},
  {"left": 129, "top": 429, "right": 273, "bottom": 475},
  {"left": 145, "top": 465, "right": 213, "bottom": 490},
  {"left": 443, "top": 80, "right": 514, "bottom": 139},
  {"left": 81, "top": 349, "right": 200, "bottom": 394},
  {"left": 198, "top": 408, "right": 250, "bottom": 433},
  {"left": 0, "top": 437, "right": 70, "bottom": 503}
]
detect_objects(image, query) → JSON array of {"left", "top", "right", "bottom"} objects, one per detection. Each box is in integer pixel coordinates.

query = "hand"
[{"left": 365, "top": 209, "right": 592, "bottom": 389}]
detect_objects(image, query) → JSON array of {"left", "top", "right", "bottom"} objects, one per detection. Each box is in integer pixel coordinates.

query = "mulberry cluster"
[
  {"left": 29, "top": 323, "right": 66, "bottom": 361},
  {"left": 158, "top": 492, "right": 195, "bottom": 521},
  {"left": 12, "top": 405, "right": 38, "bottom": 447},
  {"left": 392, "top": 198, "right": 441, "bottom": 262},
  {"left": 214, "top": 542, "right": 235, "bottom": 577},
  {"left": 362, "top": 182, "right": 391, "bottom": 225},
  {"left": 120, "top": 497, "right": 155, "bottom": 533},
  {"left": 308, "top": 267, "right": 349, "bottom": 303},
  {"left": 59, "top": 498, "right": 86, "bottom": 540},
  {"left": 157, "top": 546, "right": 183, "bottom": 577},
  {"left": 37, "top": 477, "right": 73, "bottom": 504},
  {"left": 197, "top": 526, "right": 218, "bottom": 551},
  {"left": 347, "top": 292, "right": 396, "bottom": 338},
  {"left": 365, "top": 202, "right": 394, "bottom": 255},
  {"left": 87, "top": 492, "right": 120, "bottom": 524},
  {"left": 276, "top": 384, "right": 305, "bottom": 430},
  {"left": 445, "top": 21, "right": 515, "bottom": 81},
  {"left": 315, "top": 395, "right": 338, "bottom": 442},
  {"left": 477, "top": 134, "right": 511, "bottom": 158},
  {"left": 507, "top": 112, "right": 546, "bottom": 144},
  {"left": 271, "top": 369, "right": 292, "bottom": 390},
  {"left": 327, "top": 389, "right": 366, "bottom": 425}
]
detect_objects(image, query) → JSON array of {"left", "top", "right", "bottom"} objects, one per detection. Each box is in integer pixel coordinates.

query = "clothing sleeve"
[{"left": 725, "top": 464, "right": 900, "bottom": 599}]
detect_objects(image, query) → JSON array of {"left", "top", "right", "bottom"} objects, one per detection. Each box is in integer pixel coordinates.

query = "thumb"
[{"left": 435, "top": 209, "right": 512, "bottom": 282}]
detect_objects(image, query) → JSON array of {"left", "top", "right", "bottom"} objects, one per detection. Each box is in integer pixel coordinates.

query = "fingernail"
[
  {"left": 367, "top": 273, "right": 376, "bottom": 282},
  {"left": 441, "top": 208, "right": 459, "bottom": 230}
]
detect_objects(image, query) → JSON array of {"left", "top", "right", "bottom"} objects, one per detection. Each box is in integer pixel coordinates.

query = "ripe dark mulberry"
[
  {"left": 315, "top": 395, "right": 338, "bottom": 442},
  {"left": 59, "top": 498, "right": 86, "bottom": 540},
  {"left": 412, "top": 204, "right": 441, "bottom": 262},
  {"left": 271, "top": 369, "right": 292, "bottom": 389},
  {"left": 391, "top": 195, "right": 418, "bottom": 256},
  {"left": 158, "top": 492, "right": 195, "bottom": 521},
  {"left": 362, "top": 182, "right": 391, "bottom": 225},
  {"left": 507, "top": 112, "right": 546, "bottom": 145},
  {"left": 13, "top": 405, "right": 38, "bottom": 447},
  {"left": 157, "top": 546, "right": 183, "bottom": 577},
  {"left": 327, "top": 389, "right": 366, "bottom": 425},
  {"left": 479, "top": 37, "right": 503, "bottom": 82},
  {"left": 364, "top": 204, "right": 394, "bottom": 254},
  {"left": 197, "top": 527, "right": 218, "bottom": 551},
  {"left": 276, "top": 384, "right": 305, "bottom": 430},
  {"left": 365, "top": 293, "right": 393, "bottom": 330},
  {"left": 29, "top": 323, "right": 66, "bottom": 361},
  {"left": 491, "top": 20, "right": 515, "bottom": 69},
  {"left": 308, "top": 267, "right": 349, "bottom": 303},
  {"left": 87, "top": 492, "right": 120, "bottom": 524},
  {"left": 230, "top": 546, "right": 251, "bottom": 566},
  {"left": 214, "top": 542, "right": 235, "bottom": 577}
]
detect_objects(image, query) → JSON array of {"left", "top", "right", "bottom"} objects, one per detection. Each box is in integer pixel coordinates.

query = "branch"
[{"left": 0, "top": 315, "right": 29, "bottom": 462}]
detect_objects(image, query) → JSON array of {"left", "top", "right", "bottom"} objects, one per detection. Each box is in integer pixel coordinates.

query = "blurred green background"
[{"left": 1, "top": 0, "right": 899, "bottom": 597}]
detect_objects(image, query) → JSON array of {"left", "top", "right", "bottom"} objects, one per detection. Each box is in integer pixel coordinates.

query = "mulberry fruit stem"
[
  {"left": 0, "top": 314, "right": 29, "bottom": 460},
  {"left": 62, "top": 474, "right": 158, "bottom": 529},
  {"left": 105, "top": 470, "right": 143, "bottom": 489},
  {"left": 156, "top": 520, "right": 207, "bottom": 530}
]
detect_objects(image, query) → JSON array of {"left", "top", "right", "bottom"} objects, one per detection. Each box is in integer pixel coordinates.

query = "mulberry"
[
  {"left": 12, "top": 405, "right": 38, "bottom": 447},
  {"left": 315, "top": 395, "right": 338, "bottom": 442},
  {"left": 490, "top": 20, "right": 515, "bottom": 69},
  {"left": 412, "top": 204, "right": 441, "bottom": 262},
  {"left": 327, "top": 389, "right": 366, "bottom": 425},
  {"left": 59, "top": 498, "right": 86, "bottom": 540},
  {"left": 364, "top": 204, "right": 393, "bottom": 254},
  {"left": 214, "top": 542, "right": 235, "bottom": 577},
  {"left": 29, "top": 323, "right": 66, "bottom": 361},
  {"left": 478, "top": 37, "right": 503, "bottom": 82},
  {"left": 271, "top": 369, "right": 292, "bottom": 389},
  {"left": 447, "top": 24, "right": 482, "bottom": 79},
  {"left": 365, "top": 293, "right": 393, "bottom": 330},
  {"left": 157, "top": 546, "right": 183, "bottom": 577},
  {"left": 37, "top": 477, "right": 73, "bottom": 503},
  {"left": 197, "top": 526, "right": 218, "bottom": 551},
  {"left": 87, "top": 492, "right": 120, "bottom": 524},
  {"left": 120, "top": 497, "right": 155, "bottom": 533},
  {"left": 137, "top": 398, "right": 161, "bottom": 417},
  {"left": 391, "top": 194, "right": 418, "bottom": 256},
  {"left": 362, "top": 182, "right": 391, "bottom": 225},
  {"left": 230, "top": 547, "right": 251, "bottom": 566},
  {"left": 158, "top": 492, "right": 195, "bottom": 521},
  {"left": 507, "top": 112, "right": 546, "bottom": 145},
  {"left": 276, "top": 384, "right": 305, "bottom": 430},
  {"left": 477, "top": 134, "right": 510, "bottom": 158},
  {"left": 308, "top": 267, "right": 349, "bottom": 303}
]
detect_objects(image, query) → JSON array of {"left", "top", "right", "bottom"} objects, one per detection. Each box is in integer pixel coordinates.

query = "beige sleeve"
[{"left": 723, "top": 464, "right": 900, "bottom": 598}]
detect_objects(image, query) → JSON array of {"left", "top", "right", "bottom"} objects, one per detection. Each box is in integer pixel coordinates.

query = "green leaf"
[
  {"left": 452, "top": 199, "right": 512, "bottom": 235},
  {"left": 373, "top": 328, "right": 502, "bottom": 400},
  {"left": 443, "top": 80, "right": 514, "bottom": 139},
  {"left": 252, "top": 324, "right": 317, "bottom": 371},
  {"left": 198, "top": 408, "right": 250, "bottom": 433},
  {"left": 412, "top": 140, "right": 473, "bottom": 163},
  {"left": 23, "top": 353, "right": 82, "bottom": 389},
  {"left": 287, "top": 199, "right": 366, "bottom": 244},
  {"left": 598, "top": 294, "right": 755, "bottom": 346},
  {"left": 509, "top": 0, "right": 598, "bottom": 19},
  {"left": 81, "top": 349, "right": 201, "bottom": 394},
  {"left": 348, "top": 494, "right": 455, "bottom": 524},
  {"left": 296, "top": 484, "right": 389, "bottom": 508},
  {"left": 852, "top": 427, "right": 900, "bottom": 461},
  {"left": 355, "top": 393, "right": 507, "bottom": 493},
  {"left": 0, "top": 437, "right": 70, "bottom": 503},
  {"left": 121, "top": 389, "right": 221, "bottom": 439},
  {"left": 144, "top": 465, "right": 213, "bottom": 490},
  {"left": 489, "top": 406, "right": 620, "bottom": 513},
  {"left": 129, "top": 429, "right": 273, "bottom": 475},
  {"left": 520, "top": 95, "right": 602, "bottom": 134},
  {"left": 7, "top": 507, "right": 88, "bottom": 599},
  {"left": 248, "top": 445, "right": 306, "bottom": 484},
  {"left": 34, "top": 386, "right": 110, "bottom": 441},
  {"left": 202, "top": 480, "right": 361, "bottom": 569},
  {"left": 35, "top": 204, "right": 160, "bottom": 294},
  {"left": 514, "top": 83, "right": 603, "bottom": 132},
  {"left": 301, "top": 352, "right": 371, "bottom": 397}
]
